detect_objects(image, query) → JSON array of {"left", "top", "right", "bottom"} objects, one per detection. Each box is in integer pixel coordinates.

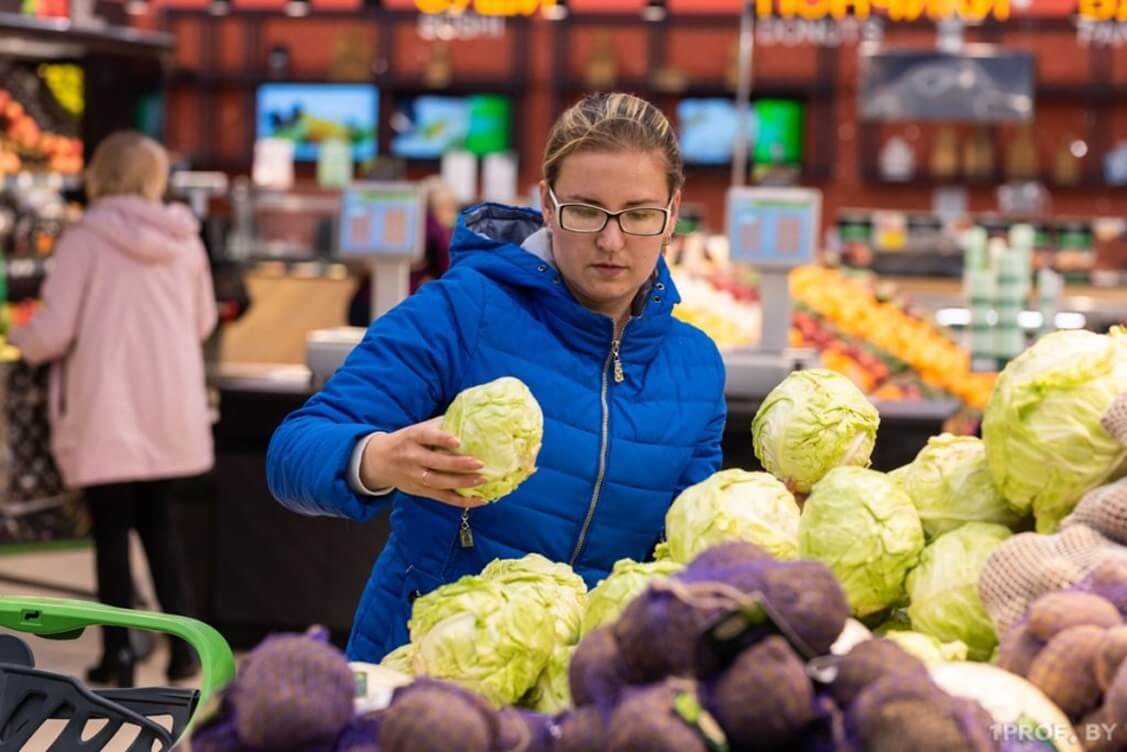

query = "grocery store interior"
[{"left": 2, "top": 0, "right": 1127, "bottom": 749}]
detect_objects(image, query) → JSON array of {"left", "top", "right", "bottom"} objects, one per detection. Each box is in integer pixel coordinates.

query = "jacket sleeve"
[
  {"left": 8, "top": 230, "right": 92, "bottom": 366},
  {"left": 672, "top": 349, "right": 727, "bottom": 498},
  {"left": 195, "top": 245, "right": 219, "bottom": 340},
  {"left": 266, "top": 269, "right": 486, "bottom": 521}
]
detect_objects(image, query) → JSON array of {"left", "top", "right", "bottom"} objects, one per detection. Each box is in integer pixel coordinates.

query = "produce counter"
[
  {"left": 178, "top": 363, "right": 388, "bottom": 650},
  {"left": 184, "top": 362, "right": 957, "bottom": 649},
  {"left": 886, "top": 276, "right": 1127, "bottom": 332}
]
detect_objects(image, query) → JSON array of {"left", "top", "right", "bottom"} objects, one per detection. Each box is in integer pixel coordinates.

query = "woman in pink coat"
[{"left": 9, "top": 131, "right": 217, "bottom": 687}]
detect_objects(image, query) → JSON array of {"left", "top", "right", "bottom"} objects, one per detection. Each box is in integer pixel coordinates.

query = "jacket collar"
[{"left": 450, "top": 203, "right": 680, "bottom": 365}]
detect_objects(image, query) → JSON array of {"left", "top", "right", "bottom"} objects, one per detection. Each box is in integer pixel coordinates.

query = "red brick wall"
[{"left": 153, "top": 1, "right": 1127, "bottom": 230}]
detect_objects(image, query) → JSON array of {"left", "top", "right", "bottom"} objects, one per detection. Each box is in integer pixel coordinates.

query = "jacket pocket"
[{"left": 393, "top": 564, "right": 445, "bottom": 649}]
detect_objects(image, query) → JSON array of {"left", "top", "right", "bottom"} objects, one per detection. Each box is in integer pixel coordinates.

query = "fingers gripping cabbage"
[{"left": 442, "top": 376, "right": 544, "bottom": 502}]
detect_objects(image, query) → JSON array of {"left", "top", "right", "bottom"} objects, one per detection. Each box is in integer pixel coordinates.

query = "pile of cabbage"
[
  {"left": 383, "top": 326, "right": 1127, "bottom": 717},
  {"left": 742, "top": 369, "right": 1022, "bottom": 664},
  {"left": 382, "top": 553, "right": 682, "bottom": 713},
  {"left": 357, "top": 542, "right": 1009, "bottom": 752}
]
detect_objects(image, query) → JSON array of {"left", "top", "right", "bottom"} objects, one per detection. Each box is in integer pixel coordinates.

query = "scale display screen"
[
  {"left": 337, "top": 182, "right": 424, "bottom": 261},
  {"left": 726, "top": 187, "right": 821, "bottom": 269}
]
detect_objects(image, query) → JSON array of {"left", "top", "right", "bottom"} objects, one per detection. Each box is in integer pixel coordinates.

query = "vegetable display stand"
[
  {"left": 0, "top": 360, "right": 83, "bottom": 545},
  {"left": 0, "top": 596, "right": 236, "bottom": 750}
]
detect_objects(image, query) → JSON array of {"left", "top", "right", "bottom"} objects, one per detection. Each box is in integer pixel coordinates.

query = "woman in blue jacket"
[{"left": 267, "top": 92, "right": 727, "bottom": 663}]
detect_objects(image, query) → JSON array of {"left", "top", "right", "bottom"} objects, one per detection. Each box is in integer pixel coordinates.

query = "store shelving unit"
[
  {"left": 548, "top": 11, "right": 838, "bottom": 184},
  {"left": 0, "top": 11, "right": 171, "bottom": 162},
  {"left": 160, "top": 7, "right": 531, "bottom": 171},
  {"left": 854, "top": 17, "right": 1127, "bottom": 193}
]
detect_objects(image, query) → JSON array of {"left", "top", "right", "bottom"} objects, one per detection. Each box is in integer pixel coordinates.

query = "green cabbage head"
[
  {"left": 408, "top": 574, "right": 553, "bottom": 706},
  {"left": 405, "top": 554, "right": 586, "bottom": 706},
  {"left": 906, "top": 522, "right": 1011, "bottom": 662},
  {"left": 580, "top": 558, "right": 684, "bottom": 636},
  {"left": 983, "top": 328, "right": 1127, "bottom": 533},
  {"left": 752, "top": 369, "right": 880, "bottom": 493},
  {"left": 481, "top": 554, "right": 587, "bottom": 644},
  {"left": 379, "top": 643, "right": 415, "bottom": 675},
  {"left": 665, "top": 469, "right": 801, "bottom": 563},
  {"left": 892, "top": 434, "right": 1023, "bottom": 539},
  {"left": 522, "top": 644, "right": 573, "bottom": 714},
  {"left": 882, "top": 630, "right": 968, "bottom": 665},
  {"left": 442, "top": 376, "right": 544, "bottom": 502},
  {"left": 799, "top": 467, "right": 924, "bottom": 617}
]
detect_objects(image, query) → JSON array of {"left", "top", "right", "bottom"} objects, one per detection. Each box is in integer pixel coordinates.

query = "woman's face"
[{"left": 540, "top": 150, "right": 680, "bottom": 323}]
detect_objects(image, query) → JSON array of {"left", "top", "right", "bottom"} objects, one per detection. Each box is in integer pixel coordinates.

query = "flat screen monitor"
[
  {"left": 390, "top": 94, "right": 511, "bottom": 159},
  {"left": 677, "top": 98, "right": 804, "bottom": 166},
  {"left": 860, "top": 46, "right": 1034, "bottom": 123},
  {"left": 256, "top": 83, "right": 379, "bottom": 162}
]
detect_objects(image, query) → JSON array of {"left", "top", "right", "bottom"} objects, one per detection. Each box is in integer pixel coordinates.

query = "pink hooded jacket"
[{"left": 9, "top": 195, "right": 217, "bottom": 488}]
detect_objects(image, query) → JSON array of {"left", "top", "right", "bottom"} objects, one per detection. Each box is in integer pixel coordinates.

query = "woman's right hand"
[{"left": 359, "top": 417, "right": 488, "bottom": 508}]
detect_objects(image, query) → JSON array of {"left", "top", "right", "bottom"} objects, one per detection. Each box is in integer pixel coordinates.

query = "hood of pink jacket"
[{"left": 81, "top": 195, "right": 202, "bottom": 264}]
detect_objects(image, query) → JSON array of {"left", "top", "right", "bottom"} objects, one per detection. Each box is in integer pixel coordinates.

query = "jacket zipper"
[
  {"left": 459, "top": 507, "right": 474, "bottom": 548},
  {"left": 569, "top": 321, "right": 628, "bottom": 566}
]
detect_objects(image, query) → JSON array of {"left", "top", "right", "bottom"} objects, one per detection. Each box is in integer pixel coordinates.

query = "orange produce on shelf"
[
  {"left": 0, "top": 150, "right": 20, "bottom": 173},
  {"left": 791, "top": 265, "right": 996, "bottom": 409}
]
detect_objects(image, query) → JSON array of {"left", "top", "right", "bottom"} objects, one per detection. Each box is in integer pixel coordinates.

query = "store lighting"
[
  {"left": 642, "top": 0, "right": 667, "bottom": 22},
  {"left": 125, "top": 0, "right": 148, "bottom": 15},
  {"left": 936, "top": 308, "right": 971, "bottom": 327},
  {"left": 1071, "top": 140, "right": 1089, "bottom": 159},
  {"left": 1055, "top": 311, "right": 1087, "bottom": 329},
  {"left": 209, "top": 0, "right": 230, "bottom": 15},
  {"left": 542, "top": 0, "right": 568, "bottom": 21},
  {"left": 284, "top": 0, "right": 310, "bottom": 17},
  {"left": 936, "top": 307, "right": 1087, "bottom": 331}
]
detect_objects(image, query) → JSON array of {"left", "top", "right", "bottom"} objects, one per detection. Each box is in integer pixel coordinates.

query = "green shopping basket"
[{"left": 0, "top": 595, "right": 236, "bottom": 751}]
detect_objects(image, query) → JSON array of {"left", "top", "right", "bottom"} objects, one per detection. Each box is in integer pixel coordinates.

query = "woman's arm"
[
  {"left": 673, "top": 389, "right": 727, "bottom": 498},
  {"left": 8, "top": 231, "right": 93, "bottom": 366},
  {"left": 195, "top": 242, "right": 219, "bottom": 340},
  {"left": 266, "top": 269, "right": 486, "bottom": 521}
]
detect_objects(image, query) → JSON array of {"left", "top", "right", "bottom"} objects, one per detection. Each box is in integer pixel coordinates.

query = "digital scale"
[
  {"left": 723, "top": 185, "right": 822, "bottom": 398},
  {"left": 305, "top": 181, "right": 426, "bottom": 386}
]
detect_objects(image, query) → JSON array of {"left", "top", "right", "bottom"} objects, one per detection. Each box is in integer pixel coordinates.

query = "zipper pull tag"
[
  {"left": 459, "top": 508, "right": 474, "bottom": 548},
  {"left": 612, "top": 339, "right": 625, "bottom": 384}
]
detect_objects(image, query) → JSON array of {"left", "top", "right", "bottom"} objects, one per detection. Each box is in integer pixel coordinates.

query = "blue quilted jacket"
[{"left": 266, "top": 203, "right": 726, "bottom": 663}]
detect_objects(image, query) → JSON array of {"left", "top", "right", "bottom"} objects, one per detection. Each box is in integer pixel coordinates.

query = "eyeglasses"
[{"left": 547, "top": 186, "right": 672, "bottom": 237}]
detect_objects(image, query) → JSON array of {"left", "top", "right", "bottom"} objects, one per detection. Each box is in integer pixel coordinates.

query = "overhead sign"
[
  {"left": 415, "top": 0, "right": 555, "bottom": 14},
  {"left": 752, "top": 0, "right": 1011, "bottom": 22}
]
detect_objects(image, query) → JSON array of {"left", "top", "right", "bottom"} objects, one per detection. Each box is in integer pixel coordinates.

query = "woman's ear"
[
  {"left": 667, "top": 188, "right": 683, "bottom": 243},
  {"left": 538, "top": 180, "right": 552, "bottom": 228}
]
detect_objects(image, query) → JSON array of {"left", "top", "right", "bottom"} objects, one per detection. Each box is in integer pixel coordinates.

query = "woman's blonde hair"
[
  {"left": 543, "top": 92, "right": 684, "bottom": 197},
  {"left": 85, "top": 131, "right": 169, "bottom": 202}
]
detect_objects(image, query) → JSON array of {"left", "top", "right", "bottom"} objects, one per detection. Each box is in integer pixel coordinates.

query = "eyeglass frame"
[{"left": 546, "top": 185, "right": 674, "bottom": 237}]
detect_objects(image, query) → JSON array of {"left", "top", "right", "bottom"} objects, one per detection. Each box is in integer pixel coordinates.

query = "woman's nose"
[{"left": 597, "top": 220, "right": 626, "bottom": 251}]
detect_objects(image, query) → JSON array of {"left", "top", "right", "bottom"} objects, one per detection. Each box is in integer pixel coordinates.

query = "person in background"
[
  {"left": 8, "top": 131, "right": 217, "bottom": 688},
  {"left": 347, "top": 176, "right": 458, "bottom": 326},
  {"left": 268, "top": 92, "right": 726, "bottom": 663}
]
